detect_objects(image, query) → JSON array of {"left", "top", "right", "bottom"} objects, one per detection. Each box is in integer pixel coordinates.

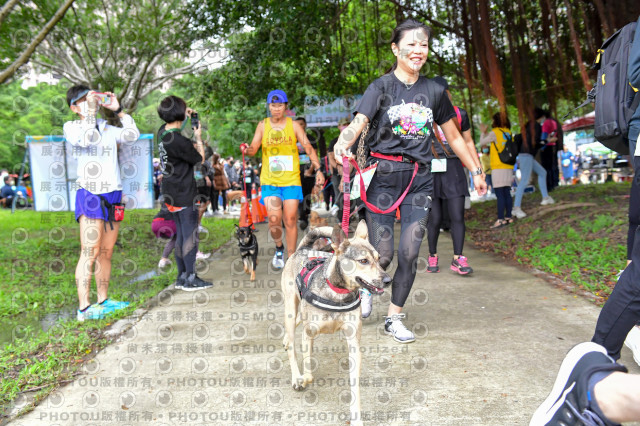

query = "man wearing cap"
[{"left": 241, "top": 89, "right": 324, "bottom": 270}]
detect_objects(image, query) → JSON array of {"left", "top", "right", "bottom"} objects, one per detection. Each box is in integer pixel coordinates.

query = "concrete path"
[{"left": 11, "top": 215, "right": 640, "bottom": 426}]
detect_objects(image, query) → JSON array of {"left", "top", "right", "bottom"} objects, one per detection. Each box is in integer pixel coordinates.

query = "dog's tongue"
[{"left": 368, "top": 285, "right": 384, "bottom": 295}]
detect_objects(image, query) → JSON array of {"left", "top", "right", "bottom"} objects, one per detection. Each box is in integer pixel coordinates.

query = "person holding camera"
[
  {"left": 157, "top": 96, "right": 213, "bottom": 291},
  {"left": 64, "top": 85, "right": 139, "bottom": 321}
]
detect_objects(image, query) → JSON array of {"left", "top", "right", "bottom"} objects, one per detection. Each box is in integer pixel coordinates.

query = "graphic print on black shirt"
[{"left": 354, "top": 73, "right": 456, "bottom": 165}]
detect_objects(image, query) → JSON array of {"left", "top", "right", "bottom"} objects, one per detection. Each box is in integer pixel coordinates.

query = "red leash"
[{"left": 342, "top": 155, "right": 418, "bottom": 218}]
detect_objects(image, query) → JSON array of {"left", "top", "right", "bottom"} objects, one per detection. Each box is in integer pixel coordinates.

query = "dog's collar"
[{"left": 296, "top": 258, "right": 361, "bottom": 312}]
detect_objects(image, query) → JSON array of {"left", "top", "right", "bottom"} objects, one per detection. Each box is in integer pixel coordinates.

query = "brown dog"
[{"left": 281, "top": 220, "right": 391, "bottom": 425}]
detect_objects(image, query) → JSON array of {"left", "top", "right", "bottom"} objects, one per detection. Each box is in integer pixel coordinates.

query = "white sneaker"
[
  {"left": 512, "top": 206, "right": 527, "bottom": 219},
  {"left": 198, "top": 225, "right": 209, "bottom": 234},
  {"left": 196, "top": 251, "right": 211, "bottom": 260},
  {"left": 540, "top": 196, "right": 555, "bottom": 206},
  {"left": 158, "top": 258, "right": 171, "bottom": 268},
  {"left": 330, "top": 205, "right": 339, "bottom": 217},
  {"left": 272, "top": 247, "right": 285, "bottom": 270},
  {"left": 624, "top": 325, "right": 640, "bottom": 367},
  {"left": 384, "top": 313, "right": 415, "bottom": 343},
  {"left": 360, "top": 289, "right": 373, "bottom": 319}
]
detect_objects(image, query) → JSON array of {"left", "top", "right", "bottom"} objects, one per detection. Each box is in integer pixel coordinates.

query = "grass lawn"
[
  {"left": 466, "top": 182, "right": 629, "bottom": 302},
  {"left": 0, "top": 209, "right": 236, "bottom": 415}
]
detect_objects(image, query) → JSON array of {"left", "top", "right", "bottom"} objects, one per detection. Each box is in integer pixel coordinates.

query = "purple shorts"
[
  {"left": 75, "top": 188, "right": 122, "bottom": 222},
  {"left": 152, "top": 218, "right": 177, "bottom": 239}
]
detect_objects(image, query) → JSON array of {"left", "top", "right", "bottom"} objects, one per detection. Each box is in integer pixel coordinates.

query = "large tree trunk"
[
  {"left": 476, "top": 0, "right": 507, "bottom": 115},
  {"left": 592, "top": 0, "right": 612, "bottom": 36},
  {"left": 565, "top": 0, "right": 593, "bottom": 91}
]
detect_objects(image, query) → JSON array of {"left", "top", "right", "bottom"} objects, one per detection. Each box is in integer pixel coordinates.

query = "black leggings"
[
  {"left": 495, "top": 186, "right": 512, "bottom": 220},
  {"left": 366, "top": 203, "right": 429, "bottom": 308},
  {"left": 172, "top": 206, "right": 199, "bottom": 276},
  {"left": 427, "top": 196, "right": 465, "bottom": 256}
]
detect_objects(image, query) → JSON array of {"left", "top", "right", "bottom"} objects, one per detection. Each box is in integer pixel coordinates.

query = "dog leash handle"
[{"left": 342, "top": 157, "right": 350, "bottom": 236}]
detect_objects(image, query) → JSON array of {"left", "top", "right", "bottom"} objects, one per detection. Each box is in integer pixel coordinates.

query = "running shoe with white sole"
[
  {"left": 624, "top": 325, "right": 640, "bottom": 367},
  {"left": 529, "top": 342, "right": 627, "bottom": 426},
  {"left": 540, "top": 196, "right": 555, "bottom": 206},
  {"left": 451, "top": 256, "right": 473, "bottom": 275},
  {"left": 384, "top": 313, "right": 416, "bottom": 343},
  {"left": 272, "top": 246, "right": 285, "bottom": 270},
  {"left": 512, "top": 206, "right": 527, "bottom": 219},
  {"left": 181, "top": 274, "right": 213, "bottom": 291},
  {"left": 174, "top": 272, "right": 187, "bottom": 290},
  {"left": 77, "top": 304, "right": 106, "bottom": 322}
]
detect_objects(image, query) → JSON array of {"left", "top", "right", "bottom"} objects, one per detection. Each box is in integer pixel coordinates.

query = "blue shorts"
[
  {"left": 260, "top": 185, "right": 303, "bottom": 205},
  {"left": 75, "top": 188, "right": 122, "bottom": 222}
]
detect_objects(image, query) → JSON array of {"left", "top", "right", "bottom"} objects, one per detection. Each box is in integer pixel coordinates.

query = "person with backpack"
[
  {"left": 480, "top": 113, "right": 515, "bottom": 229},
  {"left": 592, "top": 15, "right": 640, "bottom": 367},
  {"left": 426, "top": 76, "right": 485, "bottom": 275},
  {"left": 333, "top": 19, "right": 486, "bottom": 342}
]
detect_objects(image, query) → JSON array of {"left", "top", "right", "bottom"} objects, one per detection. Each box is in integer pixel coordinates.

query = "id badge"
[
  {"left": 351, "top": 162, "right": 378, "bottom": 200},
  {"left": 269, "top": 155, "right": 294, "bottom": 172},
  {"left": 432, "top": 158, "right": 447, "bottom": 173}
]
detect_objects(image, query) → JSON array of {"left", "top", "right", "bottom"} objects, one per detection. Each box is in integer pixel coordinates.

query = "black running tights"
[
  {"left": 427, "top": 196, "right": 465, "bottom": 256},
  {"left": 172, "top": 206, "right": 199, "bottom": 276},
  {"left": 366, "top": 204, "right": 429, "bottom": 308}
]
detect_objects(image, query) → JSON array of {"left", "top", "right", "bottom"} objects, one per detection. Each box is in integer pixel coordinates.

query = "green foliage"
[{"left": 0, "top": 80, "right": 75, "bottom": 171}]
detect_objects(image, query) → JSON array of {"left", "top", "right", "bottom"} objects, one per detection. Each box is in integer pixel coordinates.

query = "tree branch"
[
  {"left": 0, "top": 0, "right": 75, "bottom": 84},
  {"left": 0, "top": 0, "right": 20, "bottom": 28}
]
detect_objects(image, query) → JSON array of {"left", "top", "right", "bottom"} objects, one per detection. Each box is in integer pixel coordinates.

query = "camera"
[
  {"left": 94, "top": 92, "right": 112, "bottom": 106},
  {"left": 191, "top": 112, "right": 199, "bottom": 129}
]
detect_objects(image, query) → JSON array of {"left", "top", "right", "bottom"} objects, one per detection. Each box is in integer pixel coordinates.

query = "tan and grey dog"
[{"left": 281, "top": 220, "right": 391, "bottom": 425}]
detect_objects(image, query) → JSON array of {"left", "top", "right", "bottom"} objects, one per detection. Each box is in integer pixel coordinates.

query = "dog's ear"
[
  {"left": 354, "top": 220, "right": 369, "bottom": 240},
  {"left": 331, "top": 225, "right": 348, "bottom": 252}
]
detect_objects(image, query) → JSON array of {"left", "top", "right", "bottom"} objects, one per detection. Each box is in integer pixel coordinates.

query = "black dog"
[{"left": 235, "top": 225, "right": 258, "bottom": 281}]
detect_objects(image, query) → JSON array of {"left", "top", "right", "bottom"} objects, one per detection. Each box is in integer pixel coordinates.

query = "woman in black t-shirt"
[
  {"left": 157, "top": 95, "right": 213, "bottom": 292},
  {"left": 334, "top": 19, "right": 487, "bottom": 344},
  {"left": 426, "top": 76, "right": 484, "bottom": 277}
]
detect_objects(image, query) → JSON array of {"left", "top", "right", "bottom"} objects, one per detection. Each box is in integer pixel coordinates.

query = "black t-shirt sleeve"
[
  {"left": 433, "top": 85, "right": 457, "bottom": 126},
  {"left": 354, "top": 80, "right": 384, "bottom": 121},
  {"left": 459, "top": 108, "right": 471, "bottom": 132},
  {"left": 177, "top": 136, "right": 203, "bottom": 165}
]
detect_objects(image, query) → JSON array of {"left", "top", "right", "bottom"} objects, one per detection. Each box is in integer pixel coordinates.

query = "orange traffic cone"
[
  {"left": 239, "top": 195, "right": 253, "bottom": 228},
  {"left": 257, "top": 188, "right": 267, "bottom": 218},
  {"left": 250, "top": 188, "right": 266, "bottom": 223}
]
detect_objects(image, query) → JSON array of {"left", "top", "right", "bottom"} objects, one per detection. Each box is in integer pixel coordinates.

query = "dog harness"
[{"left": 296, "top": 257, "right": 361, "bottom": 312}]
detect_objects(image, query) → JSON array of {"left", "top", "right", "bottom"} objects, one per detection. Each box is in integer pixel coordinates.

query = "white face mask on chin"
[{"left": 78, "top": 101, "right": 92, "bottom": 117}]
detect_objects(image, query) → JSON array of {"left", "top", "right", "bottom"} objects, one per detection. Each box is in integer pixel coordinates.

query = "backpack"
[
  {"left": 492, "top": 130, "right": 518, "bottom": 165},
  {"left": 573, "top": 20, "right": 640, "bottom": 154}
]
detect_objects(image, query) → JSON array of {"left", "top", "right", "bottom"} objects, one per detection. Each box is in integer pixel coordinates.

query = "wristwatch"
[
  {"left": 115, "top": 105, "right": 123, "bottom": 114},
  {"left": 470, "top": 167, "right": 483, "bottom": 177}
]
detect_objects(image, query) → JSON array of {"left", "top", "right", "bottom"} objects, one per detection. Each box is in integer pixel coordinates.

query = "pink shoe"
[
  {"left": 427, "top": 255, "right": 439, "bottom": 273},
  {"left": 451, "top": 256, "right": 473, "bottom": 275}
]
